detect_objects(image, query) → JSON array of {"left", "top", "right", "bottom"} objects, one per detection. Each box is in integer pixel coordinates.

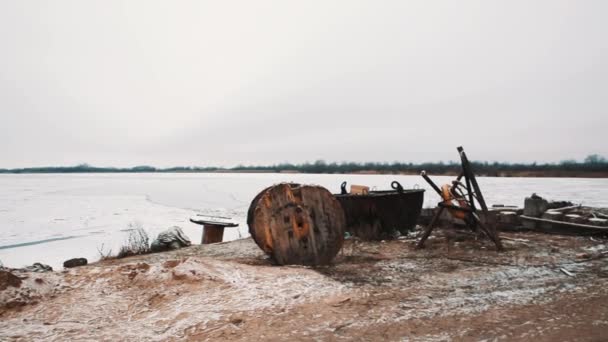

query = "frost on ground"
[
  {"left": 0, "top": 268, "right": 63, "bottom": 312},
  {"left": 0, "top": 256, "right": 346, "bottom": 341},
  {"left": 1, "top": 231, "right": 608, "bottom": 341}
]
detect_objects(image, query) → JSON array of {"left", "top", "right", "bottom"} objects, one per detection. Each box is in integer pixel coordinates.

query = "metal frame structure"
[{"left": 417, "top": 146, "right": 503, "bottom": 251}]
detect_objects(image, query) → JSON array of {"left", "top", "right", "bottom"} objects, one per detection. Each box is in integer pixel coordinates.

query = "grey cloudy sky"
[{"left": 0, "top": 1, "right": 606, "bottom": 168}]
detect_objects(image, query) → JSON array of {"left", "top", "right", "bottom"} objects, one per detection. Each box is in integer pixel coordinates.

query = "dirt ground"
[{"left": 1, "top": 228, "right": 608, "bottom": 341}]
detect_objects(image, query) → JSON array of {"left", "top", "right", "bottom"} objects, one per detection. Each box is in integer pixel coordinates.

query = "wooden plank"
[
  {"left": 520, "top": 215, "right": 608, "bottom": 231},
  {"left": 190, "top": 215, "right": 239, "bottom": 227}
]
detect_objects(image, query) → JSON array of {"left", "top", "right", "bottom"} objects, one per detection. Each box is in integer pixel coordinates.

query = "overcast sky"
[{"left": 0, "top": 1, "right": 606, "bottom": 168}]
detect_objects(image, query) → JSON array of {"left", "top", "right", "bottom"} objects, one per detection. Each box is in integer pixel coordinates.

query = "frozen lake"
[{"left": 1, "top": 173, "right": 607, "bottom": 269}]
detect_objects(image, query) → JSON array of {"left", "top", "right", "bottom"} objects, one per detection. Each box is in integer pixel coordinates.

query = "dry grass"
[
  {"left": 116, "top": 223, "right": 151, "bottom": 259},
  {"left": 96, "top": 243, "right": 113, "bottom": 261}
]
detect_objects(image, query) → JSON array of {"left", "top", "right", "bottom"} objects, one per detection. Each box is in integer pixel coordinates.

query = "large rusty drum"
[{"left": 247, "top": 183, "right": 345, "bottom": 265}]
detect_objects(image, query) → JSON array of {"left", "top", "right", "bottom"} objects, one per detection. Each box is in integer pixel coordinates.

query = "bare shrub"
[
  {"left": 96, "top": 243, "right": 113, "bottom": 261},
  {"left": 116, "top": 223, "right": 151, "bottom": 259}
]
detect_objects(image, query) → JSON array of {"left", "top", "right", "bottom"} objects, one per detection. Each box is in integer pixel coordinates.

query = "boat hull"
[{"left": 334, "top": 189, "right": 425, "bottom": 240}]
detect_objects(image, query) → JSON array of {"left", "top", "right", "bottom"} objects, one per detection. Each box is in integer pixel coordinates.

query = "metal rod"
[
  {"left": 455, "top": 172, "right": 464, "bottom": 182},
  {"left": 417, "top": 207, "right": 445, "bottom": 249},
  {"left": 472, "top": 212, "right": 503, "bottom": 251},
  {"left": 420, "top": 170, "right": 442, "bottom": 196}
]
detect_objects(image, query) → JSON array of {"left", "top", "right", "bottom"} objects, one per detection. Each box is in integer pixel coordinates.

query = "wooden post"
[{"left": 202, "top": 224, "right": 225, "bottom": 244}]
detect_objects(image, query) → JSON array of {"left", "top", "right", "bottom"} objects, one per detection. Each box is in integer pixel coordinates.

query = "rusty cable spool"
[{"left": 247, "top": 183, "right": 345, "bottom": 265}]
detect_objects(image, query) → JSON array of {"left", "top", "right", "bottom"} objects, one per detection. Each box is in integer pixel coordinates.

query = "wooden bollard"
[
  {"left": 247, "top": 183, "right": 345, "bottom": 265},
  {"left": 202, "top": 224, "right": 225, "bottom": 244},
  {"left": 190, "top": 216, "right": 239, "bottom": 244}
]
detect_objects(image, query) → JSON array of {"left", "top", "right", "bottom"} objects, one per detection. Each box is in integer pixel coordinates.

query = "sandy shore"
[{"left": 1, "top": 230, "right": 608, "bottom": 341}]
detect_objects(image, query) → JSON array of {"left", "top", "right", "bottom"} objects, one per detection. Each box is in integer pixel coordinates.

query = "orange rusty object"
[{"left": 440, "top": 184, "right": 469, "bottom": 220}]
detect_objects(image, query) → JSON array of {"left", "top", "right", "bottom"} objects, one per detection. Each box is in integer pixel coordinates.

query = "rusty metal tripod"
[{"left": 417, "top": 146, "right": 503, "bottom": 251}]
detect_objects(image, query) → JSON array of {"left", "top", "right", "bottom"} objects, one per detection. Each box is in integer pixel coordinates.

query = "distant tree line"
[
  {"left": 0, "top": 163, "right": 217, "bottom": 174},
  {"left": 1, "top": 155, "right": 607, "bottom": 176},
  {"left": 230, "top": 154, "right": 608, "bottom": 176}
]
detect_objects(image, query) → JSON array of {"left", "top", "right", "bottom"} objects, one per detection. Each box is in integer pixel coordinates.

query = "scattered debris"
[
  {"left": 502, "top": 237, "right": 530, "bottom": 243},
  {"left": 518, "top": 194, "right": 608, "bottom": 235},
  {"left": 560, "top": 268, "right": 575, "bottom": 277},
  {"left": 22, "top": 263, "right": 53, "bottom": 273},
  {"left": 63, "top": 258, "right": 88, "bottom": 269},
  {"left": 150, "top": 226, "right": 191, "bottom": 252}
]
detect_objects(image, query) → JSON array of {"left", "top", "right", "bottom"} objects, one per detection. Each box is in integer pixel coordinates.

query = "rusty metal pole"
[
  {"left": 418, "top": 147, "right": 503, "bottom": 251},
  {"left": 417, "top": 206, "right": 445, "bottom": 249},
  {"left": 421, "top": 170, "right": 442, "bottom": 196}
]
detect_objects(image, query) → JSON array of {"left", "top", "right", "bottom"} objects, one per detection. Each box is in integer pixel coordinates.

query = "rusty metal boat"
[{"left": 334, "top": 181, "right": 425, "bottom": 240}]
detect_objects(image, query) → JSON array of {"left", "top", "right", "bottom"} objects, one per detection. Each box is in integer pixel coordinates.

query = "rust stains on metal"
[{"left": 335, "top": 182, "right": 425, "bottom": 240}]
